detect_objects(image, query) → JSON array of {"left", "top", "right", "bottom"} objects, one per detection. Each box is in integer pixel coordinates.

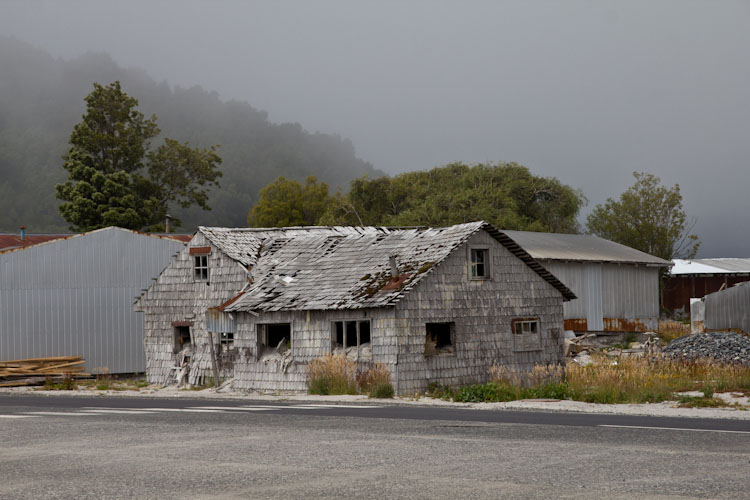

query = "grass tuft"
[
  {"left": 307, "top": 354, "right": 358, "bottom": 395},
  {"left": 357, "top": 362, "right": 394, "bottom": 398}
]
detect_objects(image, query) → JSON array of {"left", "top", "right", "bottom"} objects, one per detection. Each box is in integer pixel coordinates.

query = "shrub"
[
  {"left": 357, "top": 362, "right": 394, "bottom": 398},
  {"left": 307, "top": 354, "right": 357, "bottom": 395}
]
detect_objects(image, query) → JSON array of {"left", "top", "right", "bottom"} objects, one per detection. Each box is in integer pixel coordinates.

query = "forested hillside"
[{"left": 0, "top": 36, "right": 379, "bottom": 232}]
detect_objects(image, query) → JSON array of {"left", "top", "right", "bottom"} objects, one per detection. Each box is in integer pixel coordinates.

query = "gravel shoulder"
[{"left": 2, "top": 385, "right": 748, "bottom": 420}]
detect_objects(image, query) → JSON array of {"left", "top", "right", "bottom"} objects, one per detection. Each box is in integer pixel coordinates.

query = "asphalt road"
[{"left": 1, "top": 394, "right": 749, "bottom": 499}]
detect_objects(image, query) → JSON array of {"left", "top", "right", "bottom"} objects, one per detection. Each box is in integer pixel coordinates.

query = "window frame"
[
  {"left": 512, "top": 318, "right": 540, "bottom": 335},
  {"left": 511, "top": 317, "right": 542, "bottom": 352},
  {"left": 256, "top": 322, "right": 293, "bottom": 360},
  {"left": 330, "top": 319, "right": 371, "bottom": 354},
  {"left": 468, "top": 247, "right": 490, "bottom": 280},
  {"left": 193, "top": 254, "right": 209, "bottom": 282}
]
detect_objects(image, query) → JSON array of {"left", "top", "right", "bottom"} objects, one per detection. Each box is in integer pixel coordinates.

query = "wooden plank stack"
[{"left": 0, "top": 355, "right": 89, "bottom": 387}]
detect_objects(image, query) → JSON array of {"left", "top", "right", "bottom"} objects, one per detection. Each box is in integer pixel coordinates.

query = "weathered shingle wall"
[
  {"left": 136, "top": 232, "right": 247, "bottom": 384},
  {"left": 231, "top": 309, "right": 394, "bottom": 392},
  {"left": 390, "top": 231, "right": 565, "bottom": 394}
]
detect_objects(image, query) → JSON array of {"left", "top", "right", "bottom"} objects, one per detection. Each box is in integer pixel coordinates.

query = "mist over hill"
[{"left": 0, "top": 36, "right": 380, "bottom": 233}]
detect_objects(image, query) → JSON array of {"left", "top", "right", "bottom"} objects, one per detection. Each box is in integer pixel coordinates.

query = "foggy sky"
[{"left": 2, "top": 0, "right": 749, "bottom": 257}]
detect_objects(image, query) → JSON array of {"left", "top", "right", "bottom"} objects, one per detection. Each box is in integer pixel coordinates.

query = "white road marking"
[
  {"left": 22, "top": 412, "right": 106, "bottom": 416},
  {"left": 78, "top": 409, "right": 159, "bottom": 415},
  {"left": 599, "top": 424, "right": 750, "bottom": 434},
  {"left": 290, "top": 404, "right": 381, "bottom": 409},
  {"left": 188, "top": 406, "right": 277, "bottom": 411},
  {"left": 0, "top": 414, "right": 40, "bottom": 419}
]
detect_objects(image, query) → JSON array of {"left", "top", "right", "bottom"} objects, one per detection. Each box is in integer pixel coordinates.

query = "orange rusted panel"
[
  {"left": 564, "top": 318, "right": 587, "bottom": 331},
  {"left": 602, "top": 318, "right": 650, "bottom": 332}
]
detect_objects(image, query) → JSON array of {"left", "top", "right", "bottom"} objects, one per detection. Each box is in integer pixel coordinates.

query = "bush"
[
  {"left": 307, "top": 354, "right": 357, "bottom": 395},
  {"left": 369, "top": 382, "right": 395, "bottom": 398},
  {"left": 357, "top": 362, "right": 394, "bottom": 398}
]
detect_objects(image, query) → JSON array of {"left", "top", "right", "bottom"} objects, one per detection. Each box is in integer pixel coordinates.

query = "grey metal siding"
[
  {"left": 0, "top": 228, "right": 184, "bottom": 373},
  {"left": 541, "top": 261, "right": 660, "bottom": 331},
  {"left": 705, "top": 282, "right": 750, "bottom": 333}
]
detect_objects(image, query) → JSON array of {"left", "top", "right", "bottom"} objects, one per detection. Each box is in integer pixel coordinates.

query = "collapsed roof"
[{"left": 197, "top": 221, "right": 576, "bottom": 313}]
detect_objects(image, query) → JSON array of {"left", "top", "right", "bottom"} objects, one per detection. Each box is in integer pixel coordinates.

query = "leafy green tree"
[
  {"left": 319, "top": 162, "right": 585, "bottom": 232},
  {"left": 56, "top": 81, "right": 221, "bottom": 231},
  {"left": 247, "top": 176, "right": 330, "bottom": 227},
  {"left": 586, "top": 172, "right": 699, "bottom": 260}
]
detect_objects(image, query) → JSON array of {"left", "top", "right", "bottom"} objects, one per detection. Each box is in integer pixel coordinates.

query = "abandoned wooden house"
[{"left": 134, "top": 222, "right": 575, "bottom": 394}]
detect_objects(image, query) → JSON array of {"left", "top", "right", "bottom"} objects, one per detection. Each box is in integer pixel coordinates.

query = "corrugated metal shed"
[
  {"left": 0, "top": 227, "right": 186, "bottom": 373},
  {"left": 671, "top": 258, "right": 750, "bottom": 275},
  {"left": 704, "top": 281, "right": 750, "bottom": 334},
  {"left": 502, "top": 230, "right": 668, "bottom": 332}
]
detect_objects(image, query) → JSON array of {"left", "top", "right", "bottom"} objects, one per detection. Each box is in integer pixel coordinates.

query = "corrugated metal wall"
[
  {"left": 705, "top": 282, "right": 750, "bottom": 333},
  {"left": 0, "top": 228, "right": 184, "bottom": 373},
  {"left": 542, "top": 261, "right": 660, "bottom": 331}
]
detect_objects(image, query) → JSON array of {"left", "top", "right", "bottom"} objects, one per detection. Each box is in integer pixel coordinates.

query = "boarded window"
[
  {"left": 470, "top": 248, "right": 489, "bottom": 279},
  {"left": 194, "top": 255, "right": 209, "bottom": 281},
  {"left": 331, "top": 320, "right": 371, "bottom": 350},
  {"left": 257, "top": 323, "right": 291, "bottom": 359},
  {"left": 425, "top": 322, "right": 455, "bottom": 356},
  {"left": 512, "top": 318, "right": 542, "bottom": 351}
]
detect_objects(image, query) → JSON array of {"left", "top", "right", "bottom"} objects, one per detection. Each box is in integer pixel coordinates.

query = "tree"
[
  {"left": 247, "top": 176, "right": 330, "bottom": 227},
  {"left": 319, "top": 162, "right": 585, "bottom": 232},
  {"left": 586, "top": 172, "right": 699, "bottom": 260},
  {"left": 56, "top": 81, "right": 221, "bottom": 231}
]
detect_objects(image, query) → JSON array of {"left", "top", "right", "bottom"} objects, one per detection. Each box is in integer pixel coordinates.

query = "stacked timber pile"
[{"left": 0, "top": 355, "right": 89, "bottom": 387}]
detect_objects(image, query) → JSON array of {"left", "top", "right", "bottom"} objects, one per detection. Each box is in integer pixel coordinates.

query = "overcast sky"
[{"left": 2, "top": 0, "right": 749, "bottom": 257}]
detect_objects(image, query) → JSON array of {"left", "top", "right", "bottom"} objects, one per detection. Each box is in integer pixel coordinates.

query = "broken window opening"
[
  {"left": 174, "top": 326, "right": 191, "bottom": 352},
  {"left": 470, "top": 248, "right": 489, "bottom": 279},
  {"left": 256, "top": 323, "right": 291, "bottom": 360},
  {"left": 512, "top": 318, "right": 540, "bottom": 335},
  {"left": 194, "top": 255, "right": 209, "bottom": 281},
  {"left": 425, "top": 322, "right": 455, "bottom": 357},
  {"left": 331, "top": 320, "right": 372, "bottom": 361}
]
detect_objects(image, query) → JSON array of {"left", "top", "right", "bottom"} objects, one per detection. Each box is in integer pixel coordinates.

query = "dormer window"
[
  {"left": 189, "top": 247, "right": 211, "bottom": 281},
  {"left": 470, "top": 248, "right": 489, "bottom": 279}
]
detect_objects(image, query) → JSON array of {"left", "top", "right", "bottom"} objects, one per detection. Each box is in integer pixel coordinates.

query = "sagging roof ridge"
[{"left": 217, "top": 221, "right": 575, "bottom": 313}]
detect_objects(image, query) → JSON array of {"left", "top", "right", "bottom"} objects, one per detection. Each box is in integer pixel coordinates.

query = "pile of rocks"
[{"left": 662, "top": 332, "right": 750, "bottom": 365}]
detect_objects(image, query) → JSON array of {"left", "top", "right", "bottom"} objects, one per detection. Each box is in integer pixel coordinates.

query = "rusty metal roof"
[
  {"left": 207, "top": 222, "right": 574, "bottom": 313},
  {"left": 0, "top": 233, "right": 71, "bottom": 251},
  {"left": 671, "top": 258, "right": 750, "bottom": 275},
  {"left": 500, "top": 230, "right": 671, "bottom": 266},
  {"left": 0, "top": 228, "right": 190, "bottom": 255}
]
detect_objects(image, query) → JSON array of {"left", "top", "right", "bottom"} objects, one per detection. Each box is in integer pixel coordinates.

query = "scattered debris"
[{"left": 0, "top": 355, "right": 88, "bottom": 387}]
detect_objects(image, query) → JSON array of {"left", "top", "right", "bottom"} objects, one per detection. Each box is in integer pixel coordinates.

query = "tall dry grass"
[
  {"left": 658, "top": 320, "right": 692, "bottom": 342},
  {"left": 565, "top": 355, "right": 750, "bottom": 403},
  {"left": 357, "top": 362, "right": 394, "bottom": 398},
  {"left": 307, "top": 354, "right": 357, "bottom": 395}
]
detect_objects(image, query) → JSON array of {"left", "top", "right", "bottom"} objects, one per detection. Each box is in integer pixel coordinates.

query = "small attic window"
[
  {"left": 470, "top": 248, "right": 489, "bottom": 279},
  {"left": 194, "top": 255, "right": 209, "bottom": 281}
]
